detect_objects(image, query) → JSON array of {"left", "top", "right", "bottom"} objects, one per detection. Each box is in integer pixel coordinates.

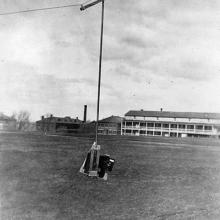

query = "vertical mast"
[
  {"left": 95, "top": 0, "right": 104, "bottom": 145},
  {"left": 80, "top": 0, "right": 105, "bottom": 146}
]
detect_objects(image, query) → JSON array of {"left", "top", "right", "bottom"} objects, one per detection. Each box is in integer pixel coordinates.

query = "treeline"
[{"left": 10, "top": 110, "right": 35, "bottom": 131}]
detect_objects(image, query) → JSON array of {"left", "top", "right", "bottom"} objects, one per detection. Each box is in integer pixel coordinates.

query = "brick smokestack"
[{"left": 83, "top": 105, "right": 87, "bottom": 123}]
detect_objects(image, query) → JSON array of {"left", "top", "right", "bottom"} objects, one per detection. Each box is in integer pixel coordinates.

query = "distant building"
[
  {"left": 36, "top": 115, "right": 82, "bottom": 133},
  {"left": 0, "top": 113, "right": 16, "bottom": 131},
  {"left": 36, "top": 105, "right": 88, "bottom": 133},
  {"left": 121, "top": 110, "right": 220, "bottom": 138},
  {"left": 98, "top": 116, "right": 123, "bottom": 135}
]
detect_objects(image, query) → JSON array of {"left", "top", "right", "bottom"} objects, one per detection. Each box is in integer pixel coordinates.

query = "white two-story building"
[{"left": 121, "top": 110, "right": 220, "bottom": 138}]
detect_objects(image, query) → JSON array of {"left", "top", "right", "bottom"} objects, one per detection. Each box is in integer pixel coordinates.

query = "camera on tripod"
[
  {"left": 98, "top": 154, "right": 115, "bottom": 178},
  {"left": 79, "top": 143, "right": 115, "bottom": 180}
]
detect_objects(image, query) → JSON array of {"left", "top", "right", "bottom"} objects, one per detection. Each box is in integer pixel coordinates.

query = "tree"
[
  {"left": 16, "top": 110, "right": 31, "bottom": 131},
  {"left": 10, "top": 112, "right": 17, "bottom": 120}
]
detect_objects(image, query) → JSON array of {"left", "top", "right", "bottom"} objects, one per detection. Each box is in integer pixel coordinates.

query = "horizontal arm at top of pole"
[{"left": 80, "top": 0, "right": 103, "bottom": 10}]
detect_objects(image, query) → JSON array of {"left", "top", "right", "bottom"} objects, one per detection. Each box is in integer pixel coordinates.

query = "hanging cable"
[
  {"left": 0, "top": 3, "right": 81, "bottom": 16},
  {"left": 0, "top": 0, "right": 109, "bottom": 16}
]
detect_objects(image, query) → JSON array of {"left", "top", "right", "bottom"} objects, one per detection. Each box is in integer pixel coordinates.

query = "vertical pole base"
[{"left": 79, "top": 142, "right": 100, "bottom": 177}]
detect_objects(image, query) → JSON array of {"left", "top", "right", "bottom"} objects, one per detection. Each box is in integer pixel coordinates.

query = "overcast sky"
[{"left": 0, "top": 0, "right": 219, "bottom": 121}]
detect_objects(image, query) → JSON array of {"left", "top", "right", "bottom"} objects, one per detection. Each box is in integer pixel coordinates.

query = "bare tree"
[
  {"left": 10, "top": 112, "right": 17, "bottom": 120},
  {"left": 16, "top": 110, "right": 31, "bottom": 131}
]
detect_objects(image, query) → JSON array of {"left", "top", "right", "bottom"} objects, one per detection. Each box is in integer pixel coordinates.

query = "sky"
[{"left": 0, "top": 0, "right": 220, "bottom": 121}]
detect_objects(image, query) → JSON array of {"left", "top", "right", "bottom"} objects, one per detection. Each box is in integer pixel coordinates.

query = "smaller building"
[
  {"left": 36, "top": 115, "right": 82, "bottom": 133},
  {"left": 98, "top": 116, "right": 123, "bottom": 135},
  {"left": 80, "top": 121, "right": 96, "bottom": 135},
  {"left": 0, "top": 113, "right": 16, "bottom": 131}
]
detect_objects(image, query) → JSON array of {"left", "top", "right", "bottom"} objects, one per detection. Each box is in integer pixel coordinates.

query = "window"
[
  {"left": 140, "top": 122, "right": 146, "bottom": 127},
  {"left": 162, "top": 124, "right": 169, "bottom": 128},
  {"left": 204, "top": 126, "right": 212, "bottom": 131},
  {"left": 162, "top": 132, "right": 169, "bottom": 137},
  {"left": 140, "top": 130, "right": 146, "bottom": 135},
  {"left": 155, "top": 123, "right": 161, "bottom": 128},
  {"left": 187, "top": 125, "right": 194, "bottom": 130},
  {"left": 132, "top": 130, "right": 139, "bottom": 135},
  {"left": 170, "top": 132, "right": 177, "bottom": 137},
  {"left": 171, "top": 124, "right": 177, "bottom": 128},
  {"left": 126, "top": 122, "right": 132, "bottom": 126},
  {"left": 98, "top": 130, "right": 103, "bottom": 134},
  {"left": 178, "top": 124, "right": 186, "bottom": 129},
  {"left": 196, "top": 125, "right": 203, "bottom": 130},
  {"left": 147, "top": 123, "right": 154, "bottom": 128},
  {"left": 133, "top": 122, "right": 139, "bottom": 126},
  {"left": 125, "top": 129, "right": 131, "bottom": 134},
  {"left": 154, "top": 131, "right": 161, "bottom": 136},
  {"left": 147, "top": 131, "right": 153, "bottom": 136}
]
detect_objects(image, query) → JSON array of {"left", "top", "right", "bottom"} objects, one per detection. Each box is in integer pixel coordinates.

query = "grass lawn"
[{"left": 1, "top": 132, "right": 220, "bottom": 219}]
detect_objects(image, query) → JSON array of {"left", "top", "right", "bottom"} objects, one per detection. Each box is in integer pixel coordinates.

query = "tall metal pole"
[
  {"left": 95, "top": 0, "right": 104, "bottom": 145},
  {"left": 80, "top": 0, "right": 104, "bottom": 146}
]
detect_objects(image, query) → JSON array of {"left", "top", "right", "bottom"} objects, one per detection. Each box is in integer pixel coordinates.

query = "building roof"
[
  {"left": 0, "top": 113, "right": 15, "bottom": 121},
  {"left": 99, "top": 116, "right": 123, "bottom": 123},
  {"left": 125, "top": 110, "right": 220, "bottom": 120},
  {"left": 36, "top": 116, "right": 82, "bottom": 124}
]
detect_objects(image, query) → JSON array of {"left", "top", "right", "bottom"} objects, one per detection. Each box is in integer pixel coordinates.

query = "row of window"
[
  {"left": 122, "top": 122, "right": 212, "bottom": 130},
  {"left": 98, "top": 129, "right": 117, "bottom": 135},
  {"left": 127, "top": 116, "right": 211, "bottom": 122},
  {"left": 57, "top": 119, "right": 79, "bottom": 123},
  {"left": 98, "top": 123, "right": 117, "bottom": 128},
  {"left": 122, "top": 130, "right": 211, "bottom": 137},
  {"left": 123, "top": 130, "right": 178, "bottom": 136}
]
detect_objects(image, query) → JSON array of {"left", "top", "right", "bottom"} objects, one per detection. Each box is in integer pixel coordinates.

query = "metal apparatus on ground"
[{"left": 79, "top": 142, "right": 115, "bottom": 180}]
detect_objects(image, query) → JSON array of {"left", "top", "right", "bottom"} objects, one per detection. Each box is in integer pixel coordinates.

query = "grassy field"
[{"left": 1, "top": 133, "right": 220, "bottom": 220}]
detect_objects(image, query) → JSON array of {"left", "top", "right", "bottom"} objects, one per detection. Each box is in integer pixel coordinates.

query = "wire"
[
  {"left": 0, "top": 3, "right": 82, "bottom": 16},
  {"left": 0, "top": 0, "right": 107, "bottom": 16},
  {"left": 0, "top": 0, "right": 106, "bottom": 16}
]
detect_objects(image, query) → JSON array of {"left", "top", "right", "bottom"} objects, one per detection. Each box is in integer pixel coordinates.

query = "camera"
[{"left": 98, "top": 154, "right": 115, "bottom": 178}]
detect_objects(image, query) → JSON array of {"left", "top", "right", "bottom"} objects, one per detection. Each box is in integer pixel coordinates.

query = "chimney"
[
  {"left": 160, "top": 108, "right": 163, "bottom": 112},
  {"left": 41, "top": 116, "right": 44, "bottom": 120},
  {"left": 83, "top": 105, "right": 87, "bottom": 123}
]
